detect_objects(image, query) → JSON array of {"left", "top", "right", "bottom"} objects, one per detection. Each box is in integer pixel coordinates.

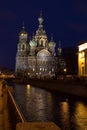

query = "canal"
[{"left": 12, "top": 83, "right": 87, "bottom": 130}]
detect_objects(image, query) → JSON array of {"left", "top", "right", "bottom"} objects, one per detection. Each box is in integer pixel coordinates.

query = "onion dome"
[
  {"left": 38, "top": 11, "right": 44, "bottom": 25},
  {"left": 19, "top": 23, "right": 28, "bottom": 42},
  {"left": 58, "top": 40, "right": 62, "bottom": 55},
  {"left": 19, "top": 23, "right": 28, "bottom": 36},
  {"left": 29, "top": 40, "right": 37, "bottom": 47},
  {"left": 48, "top": 35, "right": 56, "bottom": 47},
  {"left": 29, "top": 34, "right": 37, "bottom": 47}
]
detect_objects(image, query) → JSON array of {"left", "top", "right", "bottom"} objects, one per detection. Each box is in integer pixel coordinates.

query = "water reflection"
[
  {"left": 13, "top": 83, "right": 87, "bottom": 130},
  {"left": 75, "top": 102, "right": 87, "bottom": 130},
  {"left": 26, "top": 85, "right": 54, "bottom": 121},
  {"left": 60, "top": 101, "right": 70, "bottom": 130},
  {"left": 26, "top": 84, "right": 31, "bottom": 94}
]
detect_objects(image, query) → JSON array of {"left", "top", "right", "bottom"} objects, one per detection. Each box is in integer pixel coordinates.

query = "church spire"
[
  {"left": 59, "top": 40, "right": 61, "bottom": 47},
  {"left": 32, "top": 32, "right": 35, "bottom": 40},
  {"left": 19, "top": 21, "right": 28, "bottom": 42},
  {"left": 40, "top": 10, "right": 42, "bottom": 17},
  {"left": 58, "top": 40, "right": 62, "bottom": 56},
  {"left": 19, "top": 21, "right": 27, "bottom": 35},
  {"left": 51, "top": 33, "right": 54, "bottom": 41},
  {"left": 35, "top": 12, "right": 48, "bottom": 49},
  {"left": 22, "top": 21, "right": 25, "bottom": 30},
  {"left": 38, "top": 11, "right": 44, "bottom": 25}
]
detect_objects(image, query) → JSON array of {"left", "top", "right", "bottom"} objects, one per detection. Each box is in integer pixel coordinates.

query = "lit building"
[
  {"left": 78, "top": 42, "right": 87, "bottom": 76},
  {"left": 15, "top": 14, "right": 66, "bottom": 78}
]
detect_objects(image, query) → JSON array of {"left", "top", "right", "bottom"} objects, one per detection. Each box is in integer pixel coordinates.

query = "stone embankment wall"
[{"left": 25, "top": 78, "right": 87, "bottom": 98}]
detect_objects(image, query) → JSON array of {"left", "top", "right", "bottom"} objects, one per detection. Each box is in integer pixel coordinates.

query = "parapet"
[{"left": 16, "top": 122, "right": 61, "bottom": 130}]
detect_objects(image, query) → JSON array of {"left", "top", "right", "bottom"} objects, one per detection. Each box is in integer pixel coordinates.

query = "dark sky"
[{"left": 0, "top": 0, "right": 87, "bottom": 69}]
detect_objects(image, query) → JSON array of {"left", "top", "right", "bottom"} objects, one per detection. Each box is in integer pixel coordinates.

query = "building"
[
  {"left": 78, "top": 42, "right": 87, "bottom": 76},
  {"left": 15, "top": 14, "right": 66, "bottom": 78}
]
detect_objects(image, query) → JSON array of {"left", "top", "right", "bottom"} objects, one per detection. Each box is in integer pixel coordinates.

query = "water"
[{"left": 12, "top": 83, "right": 87, "bottom": 130}]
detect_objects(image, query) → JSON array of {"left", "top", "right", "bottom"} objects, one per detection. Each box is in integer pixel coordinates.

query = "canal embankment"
[
  {"left": 14, "top": 78, "right": 87, "bottom": 98},
  {"left": 0, "top": 79, "right": 62, "bottom": 130},
  {"left": 0, "top": 79, "right": 11, "bottom": 130},
  {"left": 0, "top": 79, "right": 26, "bottom": 130}
]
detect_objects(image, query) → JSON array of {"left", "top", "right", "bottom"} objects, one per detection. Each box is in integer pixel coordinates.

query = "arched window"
[
  {"left": 41, "top": 40, "right": 43, "bottom": 46},
  {"left": 22, "top": 44, "right": 25, "bottom": 50}
]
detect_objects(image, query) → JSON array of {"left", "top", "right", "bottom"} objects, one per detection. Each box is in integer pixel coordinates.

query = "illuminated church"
[{"left": 15, "top": 14, "right": 66, "bottom": 78}]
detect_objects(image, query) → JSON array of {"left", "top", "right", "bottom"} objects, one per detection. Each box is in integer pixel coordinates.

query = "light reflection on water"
[
  {"left": 74, "top": 102, "right": 87, "bottom": 130},
  {"left": 60, "top": 101, "right": 70, "bottom": 130},
  {"left": 13, "top": 83, "right": 87, "bottom": 130}
]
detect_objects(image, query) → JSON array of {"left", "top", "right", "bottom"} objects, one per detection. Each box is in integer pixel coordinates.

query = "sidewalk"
[{"left": 0, "top": 80, "right": 11, "bottom": 130}]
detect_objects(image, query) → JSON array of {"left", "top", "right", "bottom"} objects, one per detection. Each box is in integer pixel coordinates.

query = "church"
[{"left": 15, "top": 14, "right": 66, "bottom": 78}]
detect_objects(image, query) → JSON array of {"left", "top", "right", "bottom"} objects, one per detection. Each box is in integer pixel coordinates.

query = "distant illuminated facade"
[
  {"left": 78, "top": 42, "right": 87, "bottom": 76},
  {"left": 15, "top": 14, "right": 66, "bottom": 78}
]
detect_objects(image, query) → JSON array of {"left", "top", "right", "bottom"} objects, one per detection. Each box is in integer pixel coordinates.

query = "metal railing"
[
  {"left": 8, "top": 88, "right": 26, "bottom": 122},
  {"left": 7, "top": 86, "right": 26, "bottom": 130}
]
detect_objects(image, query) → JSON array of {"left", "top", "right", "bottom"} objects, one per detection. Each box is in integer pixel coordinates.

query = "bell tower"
[
  {"left": 17, "top": 23, "right": 29, "bottom": 56},
  {"left": 15, "top": 23, "right": 29, "bottom": 76}
]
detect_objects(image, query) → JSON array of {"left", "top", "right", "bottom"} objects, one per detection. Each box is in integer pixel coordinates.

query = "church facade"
[{"left": 15, "top": 14, "right": 66, "bottom": 78}]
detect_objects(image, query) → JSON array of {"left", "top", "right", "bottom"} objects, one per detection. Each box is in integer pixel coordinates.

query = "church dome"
[
  {"left": 48, "top": 41, "right": 56, "bottom": 47},
  {"left": 19, "top": 30, "right": 28, "bottom": 36},
  {"left": 19, "top": 24, "right": 28, "bottom": 36},
  {"left": 38, "top": 11, "right": 44, "bottom": 25},
  {"left": 38, "top": 17, "right": 44, "bottom": 25},
  {"left": 29, "top": 39, "right": 37, "bottom": 47},
  {"left": 48, "top": 35, "right": 56, "bottom": 47},
  {"left": 19, "top": 29, "right": 28, "bottom": 37}
]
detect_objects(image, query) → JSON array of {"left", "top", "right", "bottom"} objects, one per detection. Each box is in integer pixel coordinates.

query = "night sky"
[{"left": 0, "top": 0, "right": 87, "bottom": 69}]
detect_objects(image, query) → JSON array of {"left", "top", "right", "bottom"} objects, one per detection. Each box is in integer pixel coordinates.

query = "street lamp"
[{"left": 64, "top": 68, "right": 67, "bottom": 73}]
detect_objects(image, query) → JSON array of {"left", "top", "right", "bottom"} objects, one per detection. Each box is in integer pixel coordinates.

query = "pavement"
[
  {"left": 16, "top": 122, "right": 61, "bottom": 130},
  {"left": 0, "top": 80, "right": 11, "bottom": 130}
]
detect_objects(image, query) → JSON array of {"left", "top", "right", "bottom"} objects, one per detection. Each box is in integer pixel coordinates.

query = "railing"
[{"left": 7, "top": 86, "right": 26, "bottom": 130}]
